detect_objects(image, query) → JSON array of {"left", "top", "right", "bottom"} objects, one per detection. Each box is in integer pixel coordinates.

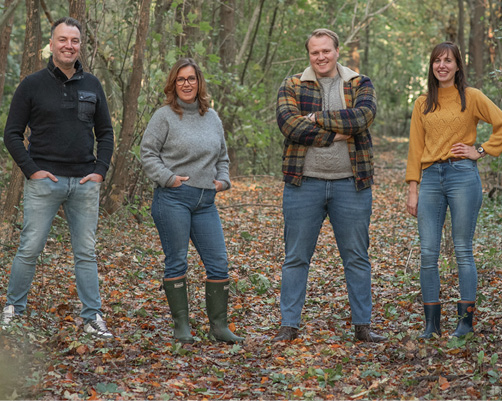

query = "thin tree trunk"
[
  {"left": 0, "top": 0, "right": 17, "bottom": 109},
  {"left": 218, "top": 0, "right": 238, "bottom": 176},
  {"left": 458, "top": 0, "right": 466, "bottom": 65},
  {"left": 240, "top": 0, "right": 265, "bottom": 84},
  {"left": 103, "top": 0, "right": 151, "bottom": 214},
  {"left": 69, "top": 0, "right": 89, "bottom": 71},
  {"left": 468, "top": 0, "right": 485, "bottom": 88},
  {"left": 0, "top": 0, "right": 43, "bottom": 244},
  {"left": 153, "top": 0, "right": 174, "bottom": 73}
]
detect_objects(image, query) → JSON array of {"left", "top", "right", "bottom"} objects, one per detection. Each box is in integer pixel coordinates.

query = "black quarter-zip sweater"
[{"left": 4, "top": 57, "right": 114, "bottom": 179}]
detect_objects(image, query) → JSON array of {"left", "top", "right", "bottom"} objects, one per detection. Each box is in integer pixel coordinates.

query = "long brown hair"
[
  {"left": 164, "top": 58, "right": 210, "bottom": 118},
  {"left": 424, "top": 42, "right": 468, "bottom": 114}
]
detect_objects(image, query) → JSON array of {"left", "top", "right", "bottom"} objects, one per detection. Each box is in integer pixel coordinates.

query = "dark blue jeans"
[
  {"left": 418, "top": 159, "right": 482, "bottom": 303},
  {"left": 280, "top": 177, "right": 373, "bottom": 328},
  {"left": 151, "top": 185, "right": 229, "bottom": 280}
]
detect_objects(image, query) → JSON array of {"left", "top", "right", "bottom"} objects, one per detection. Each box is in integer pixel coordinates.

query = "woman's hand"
[
  {"left": 172, "top": 175, "right": 189, "bottom": 187},
  {"left": 406, "top": 181, "right": 419, "bottom": 217},
  {"left": 451, "top": 143, "right": 483, "bottom": 160},
  {"left": 213, "top": 180, "right": 224, "bottom": 192}
]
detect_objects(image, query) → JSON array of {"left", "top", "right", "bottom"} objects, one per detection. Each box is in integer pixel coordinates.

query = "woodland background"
[{"left": 0, "top": 0, "right": 502, "bottom": 400}]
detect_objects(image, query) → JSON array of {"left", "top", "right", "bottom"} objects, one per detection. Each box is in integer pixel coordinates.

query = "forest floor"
[{"left": 1, "top": 137, "right": 502, "bottom": 400}]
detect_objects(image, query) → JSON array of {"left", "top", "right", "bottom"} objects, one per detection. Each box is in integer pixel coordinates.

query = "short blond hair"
[{"left": 305, "top": 28, "right": 339, "bottom": 52}]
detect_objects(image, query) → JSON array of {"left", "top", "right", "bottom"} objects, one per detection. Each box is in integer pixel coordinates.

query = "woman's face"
[
  {"left": 432, "top": 50, "right": 458, "bottom": 88},
  {"left": 175, "top": 65, "right": 198, "bottom": 103}
]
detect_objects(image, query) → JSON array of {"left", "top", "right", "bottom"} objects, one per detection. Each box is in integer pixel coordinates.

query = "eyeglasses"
[{"left": 176, "top": 76, "right": 197, "bottom": 86}]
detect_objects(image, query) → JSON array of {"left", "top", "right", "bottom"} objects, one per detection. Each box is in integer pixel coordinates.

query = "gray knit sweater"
[{"left": 140, "top": 99, "right": 230, "bottom": 190}]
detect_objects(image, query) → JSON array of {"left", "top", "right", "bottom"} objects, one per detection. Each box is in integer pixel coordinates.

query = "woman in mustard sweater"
[{"left": 406, "top": 42, "right": 502, "bottom": 339}]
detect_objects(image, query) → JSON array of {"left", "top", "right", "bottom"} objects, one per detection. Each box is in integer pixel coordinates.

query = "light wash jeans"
[
  {"left": 6, "top": 177, "right": 103, "bottom": 322},
  {"left": 280, "top": 177, "right": 373, "bottom": 328},
  {"left": 151, "top": 185, "right": 229, "bottom": 280},
  {"left": 417, "top": 159, "right": 482, "bottom": 303}
]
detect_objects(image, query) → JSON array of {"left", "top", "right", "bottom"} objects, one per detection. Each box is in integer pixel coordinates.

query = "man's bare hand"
[{"left": 30, "top": 170, "right": 58, "bottom": 182}]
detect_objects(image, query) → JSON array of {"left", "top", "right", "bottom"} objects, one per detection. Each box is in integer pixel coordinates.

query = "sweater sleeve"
[
  {"left": 214, "top": 120, "right": 231, "bottom": 190},
  {"left": 3, "top": 77, "right": 41, "bottom": 178},
  {"left": 276, "top": 76, "right": 336, "bottom": 147},
  {"left": 405, "top": 97, "right": 426, "bottom": 183},
  {"left": 473, "top": 90, "right": 502, "bottom": 157},
  {"left": 140, "top": 108, "right": 176, "bottom": 187},
  {"left": 316, "top": 75, "right": 377, "bottom": 136}
]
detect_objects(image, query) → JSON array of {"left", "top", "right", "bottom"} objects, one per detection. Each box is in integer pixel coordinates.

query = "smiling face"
[
  {"left": 432, "top": 49, "right": 458, "bottom": 88},
  {"left": 49, "top": 23, "right": 81, "bottom": 74},
  {"left": 175, "top": 66, "right": 198, "bottom": 104},
  {"left": 308, "top": 34, "right": 339, "bottom": 78}
]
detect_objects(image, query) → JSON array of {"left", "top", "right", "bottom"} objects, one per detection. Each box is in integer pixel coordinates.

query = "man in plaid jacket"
[{"left": 273, "top": 28, "right": 386, "bottom": 343}]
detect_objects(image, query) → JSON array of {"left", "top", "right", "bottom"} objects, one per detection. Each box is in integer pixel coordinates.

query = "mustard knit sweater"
[{"left": 406, "top": 85, "right": 502, "bottom": 183}]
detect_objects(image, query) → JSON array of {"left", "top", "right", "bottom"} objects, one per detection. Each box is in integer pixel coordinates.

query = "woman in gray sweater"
[{"left": 140, "top": 58, "right": 243, "bottom": 344}]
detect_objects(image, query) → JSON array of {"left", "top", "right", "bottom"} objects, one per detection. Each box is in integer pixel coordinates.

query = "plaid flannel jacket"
[{"left": 276, "top": 64, "right": 376, "bottom": 190}]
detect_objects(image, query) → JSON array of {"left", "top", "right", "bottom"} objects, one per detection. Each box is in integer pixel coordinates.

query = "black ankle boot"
[
  {"left": 419, "top": 303, "right": 441, "bottom": 339},
  {"left": 452, "top": 301, "right": 475, "bottom": 337}
]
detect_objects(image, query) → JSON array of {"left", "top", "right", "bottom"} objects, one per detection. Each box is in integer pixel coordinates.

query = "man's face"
[
  {"left": 308, "top": 35, "right": 339, "bottom": 78},
  {"left": 49, "top": 23, "right": 81, "bottom": 71}
]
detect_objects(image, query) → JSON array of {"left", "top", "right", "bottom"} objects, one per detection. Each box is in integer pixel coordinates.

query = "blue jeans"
[
  {"left": 151, "top": 185, "right": 228, "bottom": 280},
  {"left": 6, "top": 177, "right": 103, "bottom": 322},
  {"left": 280, "top": 177, "right": 373, "bottom": 328},
  {"left": 417, "top": 159, "right": 482, "bottom": 303}
]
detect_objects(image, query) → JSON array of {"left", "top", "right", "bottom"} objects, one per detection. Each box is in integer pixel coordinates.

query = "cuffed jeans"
[
  {"left": 417, "top": 159, "right": 482, "bottom": 303},
  {"left": 6, "top": 177, "right": 103, "bottom": 322},
  {"left": 151, "top": 185, "right": 229, "bottom": 280},
  {"left": 280, "top": 177, "right": 373, "bottom": 328}
]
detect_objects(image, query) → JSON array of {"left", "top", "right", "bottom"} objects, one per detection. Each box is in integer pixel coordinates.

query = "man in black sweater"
[{"left": 1, "top": 17, "right": 114, "bottom": 338}]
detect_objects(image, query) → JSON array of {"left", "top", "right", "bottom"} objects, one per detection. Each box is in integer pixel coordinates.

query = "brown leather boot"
[
  {"left": 354, "top": 325, "right": 386, "bottom": 342},
  {"left": 272, "top": 326, "right": 298, "bottom": 342}
]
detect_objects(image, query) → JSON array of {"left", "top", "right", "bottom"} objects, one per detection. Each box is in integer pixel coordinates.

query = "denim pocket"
[
  {"left": 451, "top": 159, "right": 476, "bottom": 172},
  {"left": 77, "top": 91, "right": 97, "bottom": 123}
]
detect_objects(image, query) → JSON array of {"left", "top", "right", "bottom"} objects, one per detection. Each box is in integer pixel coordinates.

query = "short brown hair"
[
  {"left": 51, "top": 17, "right": 82, "bottom": 37},
  {"left": 305, "top": 28, "right": 339, "bottom": 52}
]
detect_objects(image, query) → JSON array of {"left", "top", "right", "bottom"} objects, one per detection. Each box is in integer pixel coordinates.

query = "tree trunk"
[
  {"left": 0, "top": 0, "right": 17, "bottom": 109},
  {"left": 0, "top": 0, "right": 43, "bottom": 244},
  {"left": 347, "top": 41, "right": 360, "bottom": 73},
  {"left": 103, "top": 0, "right": 152, "bottom": 214},
  {"left": 468, "top": 0, "right": 485, "bottom": 88},
  {"left": 218, "top": 0, "right": 238, "bottom": 176},
  {"left": 240, "top": 0, "right": 265, "bottom": 85},
  {"left": 69, "top": 0, "right": 89, "bottom": 71},
  {"left": 175, "top": 0, "right": 203, "bottom": 54},
  {"left": 152, "top": 0, "right": 174, "bottom": 73},
  {"left": 458, "top": 0, "right": 466, "bottom": 65}
]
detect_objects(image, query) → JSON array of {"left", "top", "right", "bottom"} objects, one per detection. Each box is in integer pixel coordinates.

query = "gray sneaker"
[
  {"left": 1, "top": 305, "right": 16, "bottom": 328},
  {"left": 84, "top": 314, "right": 113, "bottom": 339}
]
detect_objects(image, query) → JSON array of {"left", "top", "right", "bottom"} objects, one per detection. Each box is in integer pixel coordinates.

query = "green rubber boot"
[
  {"left": 419, "top": 303, "right": 442, "bottom": 339},
  {"left": 452, "top": 301, "right": 475, "bottom": 337},
  {"left": 206, "top": 279, "right": 244, "bottom": 344},
  {"left": 163, "top": 276, "right": 194, "bottom": 344}
]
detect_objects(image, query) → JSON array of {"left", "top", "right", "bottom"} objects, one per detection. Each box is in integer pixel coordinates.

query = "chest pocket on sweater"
[{"left": 77, "top": 91, "right": 97, "bottom": 123}]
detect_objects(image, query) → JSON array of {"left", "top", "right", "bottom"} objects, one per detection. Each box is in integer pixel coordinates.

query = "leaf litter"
[{"left": 1, "top": 137, "right": 501, "bottom": 399}]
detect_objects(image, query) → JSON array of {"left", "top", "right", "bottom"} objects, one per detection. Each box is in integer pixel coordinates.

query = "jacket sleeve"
[
  {"left": 3, "top": 77, "right": 41, "bottom": 178},
  {"left": 140, "top": 109, "right": 176, "bottom": 188},
  {"left": 92, "top": 80, "right": 115, "bottom": 178},
  {"left": 315, "top": 75, "right": 377, "bottom": 136},
  {"left": 276, "top": 76, "right": 336, "bottom": 147}
]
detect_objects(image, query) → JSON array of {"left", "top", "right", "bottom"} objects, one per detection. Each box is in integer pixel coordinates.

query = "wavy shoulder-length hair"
[
  {"left": 424, "top": 41, "right": 468, "bottom": 114},
  {"left": 164, "top": 58, "right": 210, "bottom": 118}
]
